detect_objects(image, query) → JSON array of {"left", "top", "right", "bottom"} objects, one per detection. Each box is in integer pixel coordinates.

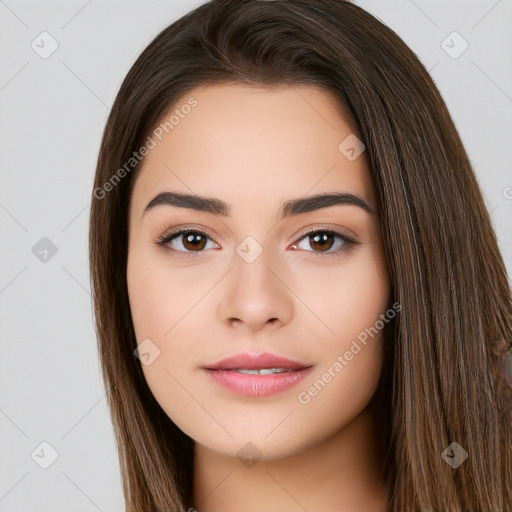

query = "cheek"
[
  {"left": 288, "top": 251, "right": 390, "bottom": 435},
  {"left": 127, "top": 259, "right": 164, "bottom": 341},
  {"left": 291, "top": 248, "right": 390, "bottom": 348},
  {"left": 126, "top": 247, "right": 214, "bottom": 384},
  {"left": 126, "top": 251, "right": 201, "bottom": 416},
  {"left": 127, "top": 247, "right": 203, "bottom": 341}
]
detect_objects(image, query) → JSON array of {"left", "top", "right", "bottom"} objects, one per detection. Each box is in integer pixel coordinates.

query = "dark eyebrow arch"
[{"left": 141, "top": 191, "right": 375, "bottom": 220}]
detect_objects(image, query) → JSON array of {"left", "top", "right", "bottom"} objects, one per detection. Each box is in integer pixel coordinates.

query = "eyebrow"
[{"left": 141, "top": 191, "right": 375, "bottom": 220}]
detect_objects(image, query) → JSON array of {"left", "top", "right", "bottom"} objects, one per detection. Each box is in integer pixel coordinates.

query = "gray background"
[{"left": 1, "top": 1, "right": 511, "bottom": 510}]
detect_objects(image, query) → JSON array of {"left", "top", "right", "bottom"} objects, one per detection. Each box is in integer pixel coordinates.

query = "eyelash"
[{"left": 155, "top": 226, "right": 358, "bottom": 258}]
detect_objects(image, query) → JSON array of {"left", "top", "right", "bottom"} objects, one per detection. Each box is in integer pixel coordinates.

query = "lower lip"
[{"left": 202, "top": 367, "right": 313, "bottom": 397}]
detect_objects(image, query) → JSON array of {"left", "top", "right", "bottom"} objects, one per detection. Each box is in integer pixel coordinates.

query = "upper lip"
[{"left": 204, "top": 352, "right": 312, "bottom": 371}]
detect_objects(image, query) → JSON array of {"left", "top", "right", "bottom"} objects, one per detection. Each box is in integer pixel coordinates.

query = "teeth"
[{"left": 233, "top": 368, "right": 292, "bottom": 375}]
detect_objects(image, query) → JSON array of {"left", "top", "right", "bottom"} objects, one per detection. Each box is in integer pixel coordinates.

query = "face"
[{"left": 126, "top": 83, "right": 390, "bottom": 460}]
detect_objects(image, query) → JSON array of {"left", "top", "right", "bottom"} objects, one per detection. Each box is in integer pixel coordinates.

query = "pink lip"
[
  {"left": 205, "top": 352, "right": 310, "bottom": 371},
  {"left": 202, "top": 352, "right": 314, "bottom": 397}
]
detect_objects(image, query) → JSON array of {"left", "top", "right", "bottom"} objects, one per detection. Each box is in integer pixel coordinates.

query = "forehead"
[{"left": 130, "top": 83, "right": 374, "bottom": 215}]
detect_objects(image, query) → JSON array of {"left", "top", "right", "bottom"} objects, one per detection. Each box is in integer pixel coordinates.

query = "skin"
[{"left": 127, "top": 83, "right": 391, "bottom": 512}]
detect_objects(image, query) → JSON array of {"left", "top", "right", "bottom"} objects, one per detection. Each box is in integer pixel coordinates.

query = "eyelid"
[
  {"left": 290, "top": 227, "right": 358, "bottom": 257},
  {"left": 296, "top": 225, "right": 357, "bottom": 244},
  {"left": 158, "top": 223, "right": 217, "bottom": 241},
  {"left": 155, "top": 224, "right": 220, "bottom": 254}
]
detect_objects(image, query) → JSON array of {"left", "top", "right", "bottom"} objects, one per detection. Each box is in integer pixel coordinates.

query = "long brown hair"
[{"left": 89, "top": 1, "right": 512, "bottom": 510}]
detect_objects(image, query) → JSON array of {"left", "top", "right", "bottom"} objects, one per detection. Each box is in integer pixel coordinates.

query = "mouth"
[
  {"left": 204, "top": 352, "right": 311, "bottom": 371},
  {"left": 223, "top": 367, "right": 299, "bottom": 375},
  {"left": 202, "top": 352, "right": 314, "bottom": 397}
]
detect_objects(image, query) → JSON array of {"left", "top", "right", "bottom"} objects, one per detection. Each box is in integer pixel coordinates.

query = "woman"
[{"left": 89, "top": 1, "right": 512, "bottom": 510}]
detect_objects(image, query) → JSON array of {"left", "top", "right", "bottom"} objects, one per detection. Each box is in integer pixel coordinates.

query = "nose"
[{"left": 216, "top": 250, "right": 294, "bottom": 332}]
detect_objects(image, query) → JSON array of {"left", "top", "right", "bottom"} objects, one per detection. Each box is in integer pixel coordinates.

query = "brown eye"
[
  {"left": 181, "top": 231, "right": 208, "bottom": 251},
  {"left": 291, "top": 229, "right": 356, "bottom": 256},
  {"left": 156, "top": 229, "right": 218, "bottom": 254},
  {"left": 308, "top": 232, "right": 335, "bottom": 252}
]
